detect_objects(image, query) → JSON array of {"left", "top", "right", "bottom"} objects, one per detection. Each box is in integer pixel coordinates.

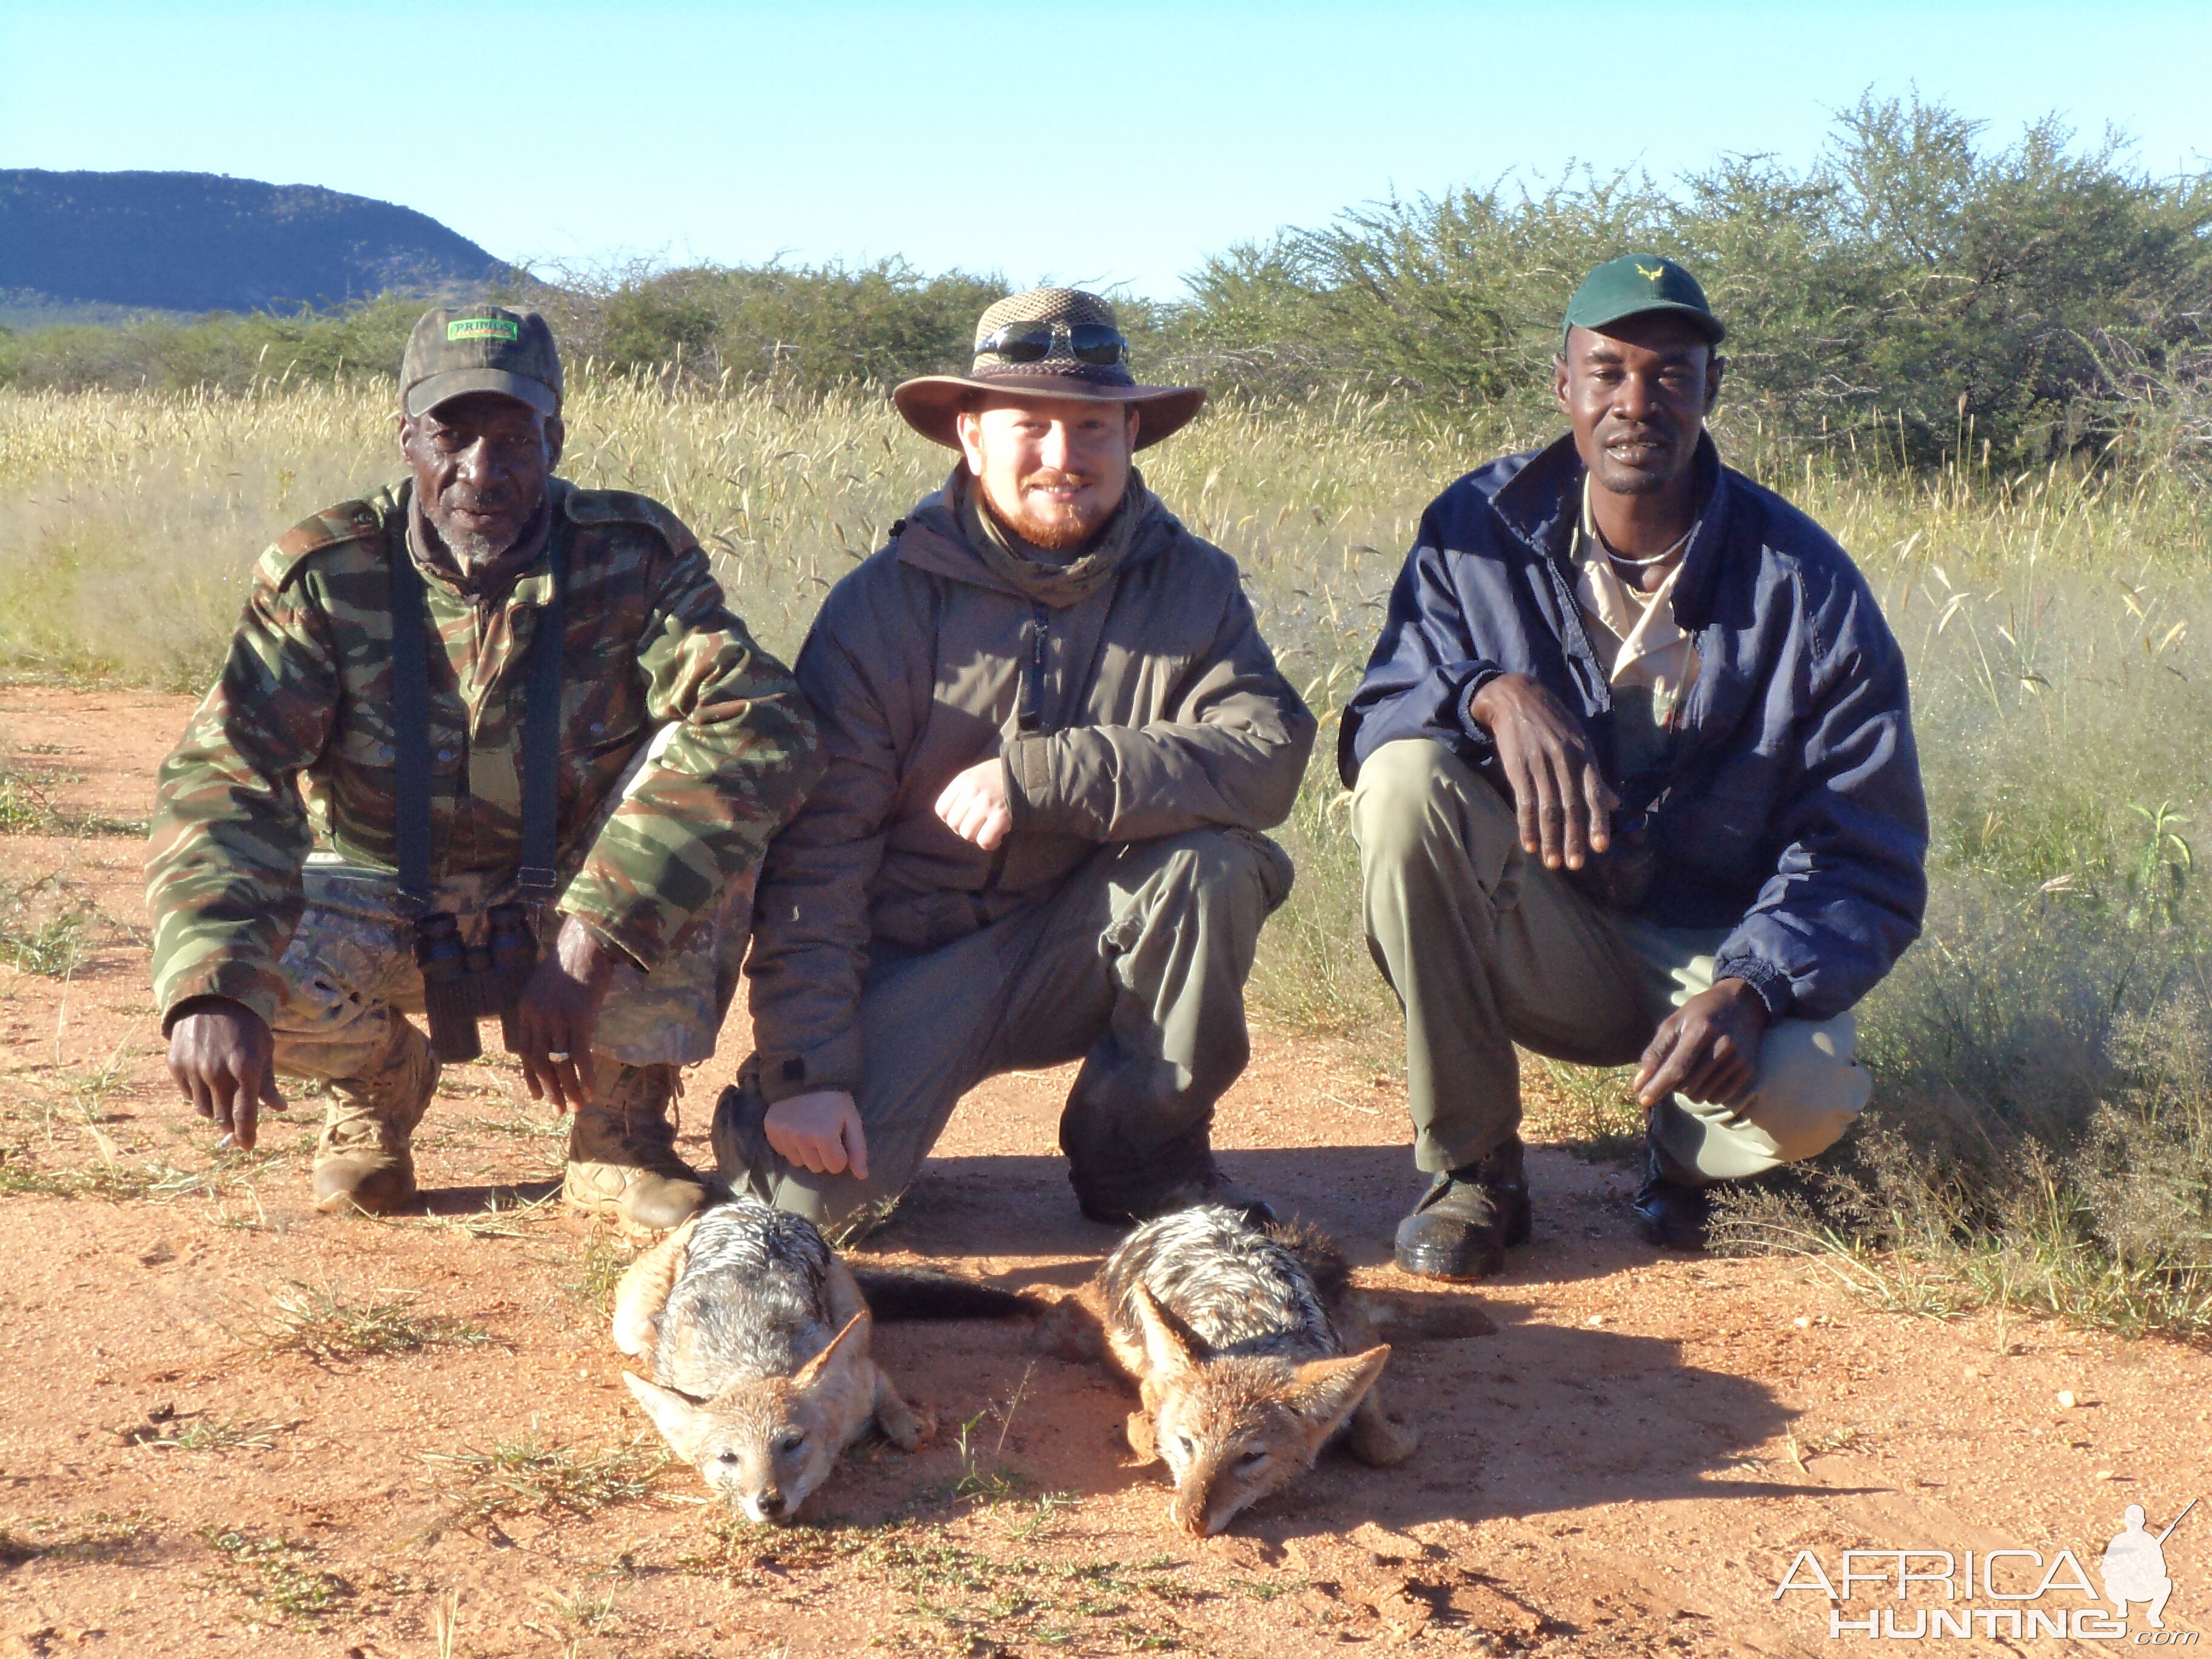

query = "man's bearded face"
[{"left": 958, "top": 397, "right": 1139, "bottom": 552}]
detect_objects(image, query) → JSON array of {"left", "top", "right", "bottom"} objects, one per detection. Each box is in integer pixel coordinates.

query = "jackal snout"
[
  {"left": 1141, "top": 1326, "right": 1393, "bottom": 1537},
  {"left": 623, "top": 1368, "right": 846, "bottom": 1526}
]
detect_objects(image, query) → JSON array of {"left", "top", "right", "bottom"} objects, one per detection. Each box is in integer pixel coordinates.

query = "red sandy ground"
[{"left": 0, "top": 684, "right": 2206, "bottom": 1658}]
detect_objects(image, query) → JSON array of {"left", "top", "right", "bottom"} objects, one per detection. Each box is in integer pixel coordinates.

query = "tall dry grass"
[{"left": 2, "top": 375, "right": 2208, "bottom": 1338}]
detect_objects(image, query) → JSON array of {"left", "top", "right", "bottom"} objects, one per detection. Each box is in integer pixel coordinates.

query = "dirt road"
[{"left": 0, "top": 685, "right": 2204, "bottom": 1657}]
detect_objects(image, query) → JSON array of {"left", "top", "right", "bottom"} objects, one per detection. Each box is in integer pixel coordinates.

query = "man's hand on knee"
[
  {"left": 1467, "top": 674, "right": 1617, "bottom": 871},
  {"left": 1635, "top": 978, "right": 1770, "bottom": 1111},
  {"left": 934, "top": 757, "right": 1013, "bottom": 851},
  {"left": 514, "top": 916, "right": 618, "bottom": 1112},
  {"left": 166, "top": 996, "right": 286, "bottom": 1151},
  {"left": 763, "top": 1089, "right": 870, "bottom": 1180}
]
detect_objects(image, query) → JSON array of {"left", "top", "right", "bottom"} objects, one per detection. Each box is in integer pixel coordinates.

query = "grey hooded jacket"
[{"left": 745, "top": 479, "right": 1316, "bottom": 1104}]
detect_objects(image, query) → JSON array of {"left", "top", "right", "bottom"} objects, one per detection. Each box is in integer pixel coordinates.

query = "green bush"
[
  {"left": 1168, "top": 95, "right": 2212, "bottom": 466},
  {"left": 535, "top": 259, "right": 1014, "bottom": 390},
  {"left": 0, "top": 293, "right": 423, "bottom": 394}
]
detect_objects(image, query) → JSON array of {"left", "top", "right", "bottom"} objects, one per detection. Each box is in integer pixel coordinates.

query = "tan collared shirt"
[{"left": 1573, "top": 478, "right": 1700, "bottom": 773}]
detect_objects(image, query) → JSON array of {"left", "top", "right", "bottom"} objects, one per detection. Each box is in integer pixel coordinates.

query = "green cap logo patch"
[{"left": 447, "top": 317, "right": 521, "bottom": 343}]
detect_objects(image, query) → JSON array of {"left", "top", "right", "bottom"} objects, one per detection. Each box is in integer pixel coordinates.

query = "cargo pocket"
[
  {"left": 1227, "top": 828, "right": 1297, "bottom": 914},
  {"left": 273, "top": 919, "right": 398, "bottom": 1042}
]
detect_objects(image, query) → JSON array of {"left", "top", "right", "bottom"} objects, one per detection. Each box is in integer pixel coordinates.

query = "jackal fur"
[
  {"left": 612, "top": 1196, "right": 925, "bottom": 1523},
  {"left": 1044, "top": 1205, "right": 1419, "bottom": 1536}
]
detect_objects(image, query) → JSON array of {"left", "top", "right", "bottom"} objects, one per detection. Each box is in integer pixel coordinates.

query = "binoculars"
[{"left": 413, "top": 901, "right": 540, "bottom": 1063}]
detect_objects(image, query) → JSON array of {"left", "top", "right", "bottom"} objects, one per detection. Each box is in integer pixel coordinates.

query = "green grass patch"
[
  {"left": 0, "top": 871, "right": 99, "bottom": 976},
  {"left": 112, "top": 1408, "right": 293, "bottom": 1453},
  {"left": 258, "top": 1281, "right": 491, "bottom": 1363},
  {"left": 565, "top": 1224, "right": 632, "bottom": 1314},
  {"left": 0, "top": 752, "right": 146, "bottom": 837},
  {"left": 420, "top": 1427, "right": 669, "bottom": 1532},
  {"left": 198, "top": 1529, "right": 355, "bottom": 1625},
  {"left": 0, "top": 1509, "right": 156, "bottom": 1566}
]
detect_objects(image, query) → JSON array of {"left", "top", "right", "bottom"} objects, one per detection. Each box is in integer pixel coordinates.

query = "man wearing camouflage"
[{"left": 148, "top": 307, "right": 820, "bottom": 1229}]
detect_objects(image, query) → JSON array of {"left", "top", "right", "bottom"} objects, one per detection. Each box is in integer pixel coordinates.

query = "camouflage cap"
[
  {"left": 891, "top": 286, "right": 1205, "bottom": 451},
  {"left": 401, "top": 306, "right": 563, "bottom": 418}
]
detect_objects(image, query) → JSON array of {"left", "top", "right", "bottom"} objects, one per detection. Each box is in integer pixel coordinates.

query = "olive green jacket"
[
  {"left": 146, "top": 479, "right": 820, "bottom": 1028},
  {"left": 745, "top": 481, "right": 1315, "bottom": 1103}
]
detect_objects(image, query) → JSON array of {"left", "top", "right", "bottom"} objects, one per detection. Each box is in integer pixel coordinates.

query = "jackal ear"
[
  {"left": 1287, "top": 1344, "right": 1390, "bottom": 1441},
  {"left": 624, "top": 1372, "right": 712, "bottom": 1460},
  {"left": 1132, "top": 1285, "right": 1195, "bottom": 1376},
  {"left": 793, "top": 1310, "right": 873, "bottom": 1389}
]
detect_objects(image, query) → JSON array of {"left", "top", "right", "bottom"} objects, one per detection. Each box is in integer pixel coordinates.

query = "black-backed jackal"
[
  {"left": 1046, "top": 1205, "right": 1421, "bottom": 1536},
  {"left": 614, "top": 1197, "right": 1025, "bottom": 1522}
]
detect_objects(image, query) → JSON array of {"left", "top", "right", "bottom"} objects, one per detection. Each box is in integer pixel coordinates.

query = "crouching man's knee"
[
  {"left": 708, "top": 1078, "right": 896, "bottom": 1246},
  {"left": 1657, "top": 1013, "right": 1871, "bottom": 1184},
  {"left": 1751, "top": 1016, "right": 1871, "bottom": 1164},
  {"left": 1139, "top": 827, "right": 1293, "bottom": 919},
  {"left": 1350, "top": 737, "right": 1518, "bottom": 886}
]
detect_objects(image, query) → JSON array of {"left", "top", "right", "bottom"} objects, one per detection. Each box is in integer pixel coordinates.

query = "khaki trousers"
[
  {"left": 1350, "top": 739, "right": 1869, "bottom": 1185},
  {"left": 715, "top": 828, "right": 1293, "bottom": 1241}
]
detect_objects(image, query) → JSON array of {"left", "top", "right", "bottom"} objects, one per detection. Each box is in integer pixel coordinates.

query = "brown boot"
[
  {"left": 563, "top": 1061, "right": 708, "bottom": 1233},
  {"left": 312, "top": 1019, "right": 438, "bottom": 1216}
]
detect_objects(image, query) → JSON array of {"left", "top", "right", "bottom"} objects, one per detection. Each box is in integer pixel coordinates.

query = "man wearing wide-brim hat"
[
  {"left": 1343, "top": 254, "right": 1928, "bottom": 1278},
  {"left": 719, "top": 287, "right": 1316, "bottom": 1239}
]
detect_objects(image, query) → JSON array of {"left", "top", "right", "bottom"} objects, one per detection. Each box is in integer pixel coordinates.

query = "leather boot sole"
[{"left": 563, "top": 1161, "right": 707, "bottom": 1233}]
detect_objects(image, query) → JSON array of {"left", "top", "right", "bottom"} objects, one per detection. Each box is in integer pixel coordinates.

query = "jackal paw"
[
  {"left": 1348, "top": 1409, "right": 1421, "bottom": 1467},
  {"left": 878, "top": 1399, "right": 931, "bottom": 1452},
  {"left": 1123, "top": 1410, "right": 1160, "bottom": 1464},
  {"left": 1034, "top": 1298, "right": 1103, "bottom": 1364}
]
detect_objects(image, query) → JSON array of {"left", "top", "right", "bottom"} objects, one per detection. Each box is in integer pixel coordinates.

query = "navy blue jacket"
[{"left": 1340, "top": 433, "right": 1927, "bottom": 1022}]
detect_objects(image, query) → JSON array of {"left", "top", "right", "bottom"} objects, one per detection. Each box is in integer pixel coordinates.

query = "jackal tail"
[{"left": 850, "top": 1265, "right": 1038, "bottom": 1321}]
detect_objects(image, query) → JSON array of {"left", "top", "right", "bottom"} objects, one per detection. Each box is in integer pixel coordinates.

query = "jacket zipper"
[
  {"left": 1016, "top": 602, "right": 1050, "bottom": 733},
  {"left": 982, "top": 602, "right": 1052, "bottom": 899}
]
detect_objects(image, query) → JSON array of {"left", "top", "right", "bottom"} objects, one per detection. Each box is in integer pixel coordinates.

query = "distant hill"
[{"left": 0, "top": 169, "right": 512, "bottom": 315}]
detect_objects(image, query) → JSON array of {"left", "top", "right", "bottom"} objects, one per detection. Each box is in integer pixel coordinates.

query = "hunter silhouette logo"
[
  {"left": 1636, "top": 262, "right": 1667, "bottom": 283},
  {"left": 2105, "top": 1500, "right": 2196, "bottom": 1630},
  {"left": 1773, "top": 1495, "right": 2200, "bottom": 1641}
]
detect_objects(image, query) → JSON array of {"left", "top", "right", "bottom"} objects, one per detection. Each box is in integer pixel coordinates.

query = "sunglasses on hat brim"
[{"left": 977, "top": 322, "right": 1129, "bottom": 367}]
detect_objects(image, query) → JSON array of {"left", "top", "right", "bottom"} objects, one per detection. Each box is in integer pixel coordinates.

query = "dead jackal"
[
  {"left": 612, "top": 1198, "right": 948, "bottom": 1523},
  {"left": 1046, "top": 1205, "right": 1420, "bottom": 1536}
]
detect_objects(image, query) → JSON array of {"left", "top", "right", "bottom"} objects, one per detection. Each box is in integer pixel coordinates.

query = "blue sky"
[{"left": 4, "top": 1, "right": 2207, "bottom": 299}]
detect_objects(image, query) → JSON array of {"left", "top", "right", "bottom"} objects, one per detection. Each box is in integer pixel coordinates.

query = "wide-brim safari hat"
[{"left": 893, "top": 287, "right": 1205, "bottom": 451}]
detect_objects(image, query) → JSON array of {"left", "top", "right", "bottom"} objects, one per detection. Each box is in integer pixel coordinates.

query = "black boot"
[
  {"left": 1393, "top": 1136, "right": 1532, "bottom": 1280},
  {"left": 1631, "top": 1138, "right": 1711, "bottom": 1250}
]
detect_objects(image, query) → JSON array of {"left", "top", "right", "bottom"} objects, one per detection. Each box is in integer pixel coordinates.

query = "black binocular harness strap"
[{"left": 388, "top": 525, "right": 568, "bottom": 913}]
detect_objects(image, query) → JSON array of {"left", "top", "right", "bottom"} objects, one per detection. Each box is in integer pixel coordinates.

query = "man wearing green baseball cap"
[
  {"left": 150, "top": 305, "right": 821, "bottom": 1230},
  {"left": 1341, "top": 254, "right": 1928, "bottom": 1278}
]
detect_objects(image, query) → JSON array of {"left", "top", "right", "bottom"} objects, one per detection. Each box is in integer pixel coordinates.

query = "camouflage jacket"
[{"left": 147, "top": 479, "right": 822, "bottom": 1028}]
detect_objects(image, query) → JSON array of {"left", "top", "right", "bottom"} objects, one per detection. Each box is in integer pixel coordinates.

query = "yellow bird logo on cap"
[{"left": 1637, "top": 263, "right": 1666, "bottom": 283}]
